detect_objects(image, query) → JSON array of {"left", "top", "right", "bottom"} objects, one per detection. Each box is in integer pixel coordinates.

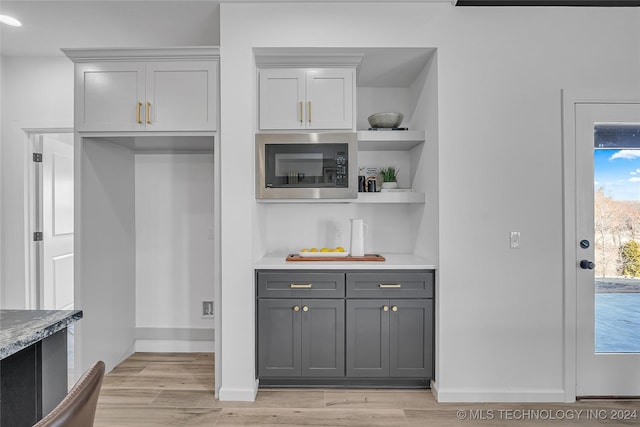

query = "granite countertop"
[
  {"left": 254, "top": 253, "right": 437, "bottom": 270},
  {"left": 0, "top": 310, "right": 83, "bottom": 360}
]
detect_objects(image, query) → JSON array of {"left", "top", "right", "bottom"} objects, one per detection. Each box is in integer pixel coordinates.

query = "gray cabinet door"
[
  {"left": 346, "top": 299, "right": 389, "bottom": 377},
  {"left": 389, "top": 299, "right": 433, "bottom": 378},
  {"left": 258, "top": 299, "right": 301, "bottom": 377},
  {"left": 301, "top": 299, "right": 345, "bottom": 377}
]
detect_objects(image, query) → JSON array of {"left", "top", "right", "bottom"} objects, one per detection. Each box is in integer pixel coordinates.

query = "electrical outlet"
[
  {"left": 202, "top": 301, "right": 214, "bottom": 318},
  {"left": 510, "top": 231, "right": 520, "bottom": 249}
]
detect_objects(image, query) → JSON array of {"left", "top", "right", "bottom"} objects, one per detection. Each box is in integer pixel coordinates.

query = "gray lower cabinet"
[
  {"left": 258, "top": 298, "right": 344, "bottom": 377},
  {"left": 346, "top": 299, "right": 433, "bottom": 378},
  {"left": 257, "top": 269, "right": 434, "bottom": 387}
]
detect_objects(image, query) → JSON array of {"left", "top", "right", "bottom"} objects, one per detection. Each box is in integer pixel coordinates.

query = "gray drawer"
[
  {"left": 257, "top": 271, "right": 345, "bottom": 298},
  {"left": 346, "top": 271, "right": 434, "bottom": 298}
]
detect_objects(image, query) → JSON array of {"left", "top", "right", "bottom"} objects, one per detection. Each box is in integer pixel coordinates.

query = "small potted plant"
[{"left": 380, "top": 166, "right": 399, "bottom": 189}]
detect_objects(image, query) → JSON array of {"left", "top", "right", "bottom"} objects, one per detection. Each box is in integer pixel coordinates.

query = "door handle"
[
  {"left": 146, "top": 102, "right": 151, "bottom": 124},
  {"left": 580, "top": 260, "right": 595, "bottom": 270}
]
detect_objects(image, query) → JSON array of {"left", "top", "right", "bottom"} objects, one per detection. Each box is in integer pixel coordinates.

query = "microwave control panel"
[{"left": 336, "top": 152, "right": 347, "bottom": 186}]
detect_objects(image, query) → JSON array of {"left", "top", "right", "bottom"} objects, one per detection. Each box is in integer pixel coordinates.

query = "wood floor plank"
[
  {"left": 108, "top": 365, "right": 147, "bottom": 376},
  {"left": 94, "top": 352, "right": 639, "bottom": 426},
  {"left": 152, "top": 390, "right": 326, "bottom": 409},
  {"left": 325, "top": 390, "right": 435, "bottom": 410},
  {"left": 192, "top": 353, "right": 215, "bottom": 366},
  {"left": 102, "top": 374, "right": 215, "bottom": 391},
  {"left": 98, "top": 389, "right": 161, "bottom": 406},
  {"left": 125, "top": 352, "right": 200, "bottom": 363},
  {"left": 139, "top": 362, "right": 214, "bottom": 377},
  {"left": 215, "top": 408, "right": 409, "bottom": 426},
  {"left": 94, "top": 406, "right": 221, "bottom": 427}
]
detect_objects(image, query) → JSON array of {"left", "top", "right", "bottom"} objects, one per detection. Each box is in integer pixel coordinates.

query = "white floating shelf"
[
  {"left": 357, "top": 130, "right": 425, "bottom": 151},
  {"left": 355, "top": 192, "right": 426, "bottom": 204}
]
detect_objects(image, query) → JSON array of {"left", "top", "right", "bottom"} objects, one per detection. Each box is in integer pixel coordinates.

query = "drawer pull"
[
  {"left": 290, "top": 283, "right": 312, "bottom": 289},
  {"left": 293, "top": 305, "right": 300, "bottom": 312},
  {"left": 383, "top": 305, "right": 389, "bottom": 312},
  {"left": 378, "top": 283, "right": 402, "bottom": 288},
  {"left": 302, "top": 306, "right": 309, "bottom": 312},
  {"left": 391, "top": 306, "right": 398, "bottom": 312}
]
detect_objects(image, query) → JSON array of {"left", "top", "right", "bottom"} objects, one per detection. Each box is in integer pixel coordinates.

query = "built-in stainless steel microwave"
[{"left": 256, "top": 133, "right": 357, "bottom": 199}]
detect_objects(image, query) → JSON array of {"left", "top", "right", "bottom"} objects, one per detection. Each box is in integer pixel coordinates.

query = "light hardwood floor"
[{"left": 95, "top": 352, "right": 640, "bottom": 426}]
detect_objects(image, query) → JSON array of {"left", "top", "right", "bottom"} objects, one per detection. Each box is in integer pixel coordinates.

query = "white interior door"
[
  {"left": 576, "top": 102, "right": 640, "bottom": 396},
  {"left": 42, "top": 134, "right": 74, "bottom": 310}
]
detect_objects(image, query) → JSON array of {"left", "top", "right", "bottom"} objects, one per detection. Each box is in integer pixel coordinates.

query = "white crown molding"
[{"left": 61, "top": 46, "right": 220, "bottom": 63}]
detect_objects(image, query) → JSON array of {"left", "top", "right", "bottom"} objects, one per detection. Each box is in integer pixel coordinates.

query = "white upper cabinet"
[
  {"left": 259, "top": 68, "right": 354, "bottom": 130},
  {"left": 259, "top": 69, "right": 305, "bottom": 130},
  {"left": 64, "top": 48, "right": 219, "bottom": 132},
  {"left": 76, "top": 63, "right": 146, "bottom": 132},
  {"left": 146, "top": 61, "right": 217, "bottom": 131}
]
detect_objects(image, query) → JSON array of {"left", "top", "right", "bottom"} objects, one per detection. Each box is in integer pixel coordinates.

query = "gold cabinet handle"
[
  {"left": 391, "top": 306, "right": 398, "bottom": 312},
  {"left": 293, "top": 305, "right": 300, "bottom": 312},
  {"left": 308, "top": 101, "right": 312, "bottom": 123},
  {"left": 290, "top": 283, "right": 312, "bottom": 289},
  {"left": 146, "top": 102, "right": 151, "bottom": 124},
  {"left": 379, "top": 284, "right": 402, "bottom": 288},
  {"left": 299, "top": 101, "right": 303, "bottom": 123},
  {"left": 136, "top": 102, "right": 143, "bottom": 124},
  {"left": 302, "top": 306, "right": 309, "bottom": 312},
  {"left": 383, "top": 305, "right": 389, "bottom": 312}
]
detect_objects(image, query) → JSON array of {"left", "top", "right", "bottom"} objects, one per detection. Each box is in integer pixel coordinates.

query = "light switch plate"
[{"left": 510, "top": 231, "right": 520, "bottom": 249}]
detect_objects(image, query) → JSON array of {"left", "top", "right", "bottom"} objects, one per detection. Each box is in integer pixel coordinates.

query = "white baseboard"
[
  {"left": 218, "top": 379, "right": 259, "bottom": 402},
  {"left": 133, "top": 327, "right": 214, "bottom": 352},
  {"left": 134, "top": 339, "right": 214, "bottom": 353},
  {"left": 432, "top": 383, "right": 566, "bottom": 403}
]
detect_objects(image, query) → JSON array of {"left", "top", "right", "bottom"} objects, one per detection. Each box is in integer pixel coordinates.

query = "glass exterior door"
[{"left": 576, "top": 102, "right": 640, "bottom": 396}]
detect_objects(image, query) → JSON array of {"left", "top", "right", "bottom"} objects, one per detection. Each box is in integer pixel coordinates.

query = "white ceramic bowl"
[{"left": 368, "top": 112, "right": 404, "bottom": 128}]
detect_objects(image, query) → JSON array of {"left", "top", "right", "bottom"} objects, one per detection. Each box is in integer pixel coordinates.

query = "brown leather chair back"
[{"left": 33, "top": 361, "right": 105, "bottom": 427}]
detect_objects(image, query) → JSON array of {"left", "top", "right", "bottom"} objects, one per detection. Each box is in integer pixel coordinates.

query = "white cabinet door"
[
  {"left": 306, "top": 68, "right": 354, "bottom": 130},
  {"left": 146, "top": 61, "right": 218, "bottom": 131},
  {"left": 75, "top": 63, "right": 145, "bottom": 132},
  {"left": 259, "top": 68, "right": 355, "bottom": 130},
  {"left": 259, "top": 69, "right": 305, "bottom": 130}
]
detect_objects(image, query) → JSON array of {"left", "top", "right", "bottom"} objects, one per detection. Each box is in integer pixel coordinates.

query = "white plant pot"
[{"left": 381, "top": 181, "right": 398, "bottom": 189}]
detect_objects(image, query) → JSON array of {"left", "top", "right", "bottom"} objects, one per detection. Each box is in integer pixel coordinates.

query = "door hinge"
[
  {"left": 33, "top": 153, "right": 43, "bottom": 163},
  {"left": 33, "top": 232, "right": 43, "bottom": 242}
]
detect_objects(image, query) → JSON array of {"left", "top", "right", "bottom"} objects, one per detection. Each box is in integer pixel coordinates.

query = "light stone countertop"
[
  {"left": 254, "top": 253, "right": 436, "bottom": 270},
  {"left": 0, "top": 309, "right": 83, "bottom": 360}
]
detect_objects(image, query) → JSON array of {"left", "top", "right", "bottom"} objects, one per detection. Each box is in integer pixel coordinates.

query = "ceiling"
[
  {"left": 0, "top": 1, "right": 221, "bottom": 57},
  {"left": 2, "top": 0, "right": 636, "bottom": 57},
  {"left": 0, "top": 0, "right": 459, "bottom": 57}
]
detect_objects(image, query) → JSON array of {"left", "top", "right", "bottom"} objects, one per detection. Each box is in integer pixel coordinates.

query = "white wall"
[
  {"left": 259, "top": 203, "right": 416, "bottom": 255},
  {"left": 0, "top": 57, "right": 3, "bottom": 307},
  {"left": 135, "top": 153, "right": 215, "bottom": 351},
  {"left": 77, "top": 138, "right": 136, "bottom": 373},
  {"left": 218, "top": 3, "right": 640, "bottom": 402},
  {"left": 0, "top": 56, "right": 73, "bottom": 308}
]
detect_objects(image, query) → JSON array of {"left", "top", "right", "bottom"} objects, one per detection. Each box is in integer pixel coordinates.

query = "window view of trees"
[{"left": 595, "top": 187, "right": 640, "bottom": 277}]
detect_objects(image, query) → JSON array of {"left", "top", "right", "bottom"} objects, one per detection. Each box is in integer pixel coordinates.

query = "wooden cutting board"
[{"left": 286, "top": 254, "right": 386, "bottom": 262}]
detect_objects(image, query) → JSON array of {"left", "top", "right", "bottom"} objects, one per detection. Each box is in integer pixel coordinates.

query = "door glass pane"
[{"left": 593, "top": 123, "right": 640, "bottom": 353}]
